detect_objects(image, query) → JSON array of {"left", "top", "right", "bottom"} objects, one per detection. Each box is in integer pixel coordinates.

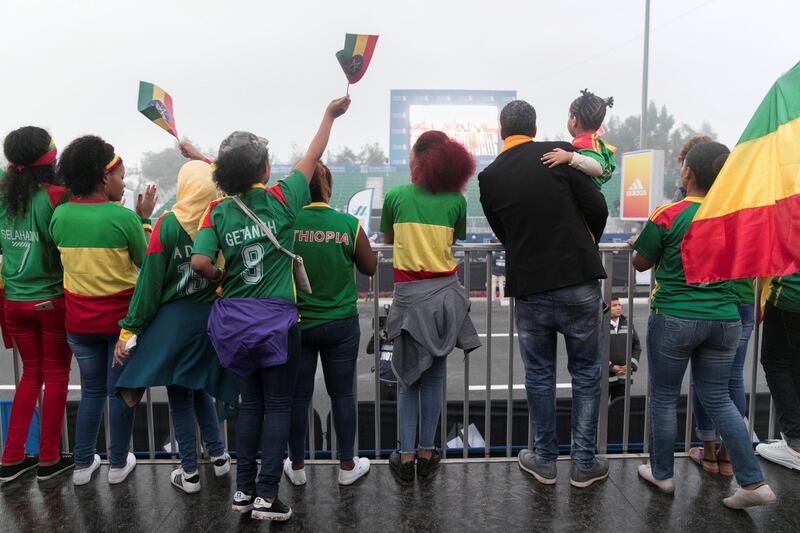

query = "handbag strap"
[{"left": 232, "top": 195, "right": 297, "bottom": 261}]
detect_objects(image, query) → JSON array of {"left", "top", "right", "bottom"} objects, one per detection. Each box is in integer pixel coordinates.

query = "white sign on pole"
[{"left": 347, "top": 188, "right": 374, "bottom": 235}]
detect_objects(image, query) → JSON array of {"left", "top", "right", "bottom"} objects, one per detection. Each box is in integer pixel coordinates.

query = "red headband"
[
  {"left": 12, "top": 138, "right": 57, "bottom": 171},
  {"left": 105, "top": 154, "right": 122, "bottom": 173}
]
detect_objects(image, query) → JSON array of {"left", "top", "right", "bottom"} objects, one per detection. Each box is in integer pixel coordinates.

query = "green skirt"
[{"left": 115, "top": 300, "right": 238, "bottom": 411}]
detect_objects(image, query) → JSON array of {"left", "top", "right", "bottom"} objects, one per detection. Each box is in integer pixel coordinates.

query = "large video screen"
[{"left": 390, "top": 90, "right": 516, "bottom": 167}]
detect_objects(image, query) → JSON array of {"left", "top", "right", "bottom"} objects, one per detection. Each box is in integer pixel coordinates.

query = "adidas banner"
[
  {"left": 620, "top": 150, "right": 664, "bottom": 221},
  {"left": 347, "top": 188, "right": 374, "bottom": 235}
]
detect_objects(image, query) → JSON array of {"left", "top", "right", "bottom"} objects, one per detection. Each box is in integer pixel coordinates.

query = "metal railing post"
[
  {"left": 145, "top": 388, "right": 155, "bottom": 460},
  {"left": 462, "top": 251, "right": 470, "bottom": 458},
  {"left": 506, "top": 298, "right": 515, "bottom": 458},
  {"left": 484, "top": 251, "right": 492, "bottom": 457},
  {"left": 748, "top": 279, "right": 762, "bottom": 440},
  {"left": 372, "top": 254, "right": 382, "bottom": 459},
  {"left": 622, "top": 256, "right": 634, "bottom": 452},
  {"left": 597, "top": 252, "right": 614, "bottom": 454}
]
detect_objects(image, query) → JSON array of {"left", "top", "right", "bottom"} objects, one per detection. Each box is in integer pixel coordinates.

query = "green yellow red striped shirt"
[
  {"left": 50, "top": 199, "right": 148, "bottom": 334},
  {"left": 379, "top": 184, "right": 466, "bottom": 283}
]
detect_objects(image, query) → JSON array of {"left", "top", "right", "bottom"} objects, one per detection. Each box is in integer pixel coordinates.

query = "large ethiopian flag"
[{"left": 682, "top": 61, "right": 800, "bottom": 284}]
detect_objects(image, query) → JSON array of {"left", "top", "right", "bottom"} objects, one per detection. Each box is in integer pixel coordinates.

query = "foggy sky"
[{"left": 2, "top": 0, "right": 797, "bottom": 170}]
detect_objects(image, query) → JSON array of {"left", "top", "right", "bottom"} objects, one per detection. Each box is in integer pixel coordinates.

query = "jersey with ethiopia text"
[
  {"left": 633, "top": 197, "right": 738, "bottom": 320},
  {"left": 768, "top": 272, "right": 800, "bottom": 313},
  {"left": 293, "top": 203, "right": 360, "bottom": 330},
  {"left": 572, "top": 133, "right": 617, "bottom": 189},
  {"left": 0, "top": 185, "right": 67, "bottom": 301},
  {"left": 380, "top": 184, "right": 466, "bottom": 283},
  {"left": 193, "top": 169, "right": 310, "bottom": 302},
  {"left": 119, "top": 211, "right": 216, "bottom": 336},
  {"left": 49, "top": 199, "right": 148, "bottom": 334}
]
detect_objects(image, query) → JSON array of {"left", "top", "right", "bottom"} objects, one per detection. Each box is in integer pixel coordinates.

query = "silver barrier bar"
[
  {"left": 527, "top": 412, "right": 533, "bottom": 450},
  {"left": 372, "top": 255, "right": 381, "bottom": 459},
  {"left": 62, "top": 406, "right": 70, "bottom": 454},
  {"left": 352, "top": 355, "right": 358, "bottom": 456},
  {"left": 104, "top": 399, "right": 111, "bottom": 458},
  {"left": 484, "top": 251, "right": 492, "bottom": 457},
  {"left": 684, "top": 377, "right": 694, "bottom": 452},
  {"left": 331, "top": 405, "right": 338, "bottom": 458},
  {"left": 463, "top": 250, "right": 470, "bottom": 458},
  {"left": 748, "top": 279, "right": 762, "bottom": 440},
  {"left": 768, "top": 397, "right": 776, "bottom": 440},
  {"left": 622, "top": 255, "right": 634, "bottom": 452},
  {"left": 597, "top": 252, "right": 614, "bottom": 453},
  {"left": 308, "top": 400, "right": 315, "bottom": 460},
  {"left": 441, "top": 338, "right": 448, "bottom": 458},
  {"left": 642, "top": 268, "right": 655, "bottom": 454},
  {"left": 506, "top": 298, "right": 515, "bottom": 458},
  {"left": 168, "top": 408, "right": 177, "bottom": 460},
  {"left": 146, "top": 388, "right": 155, "bottom": 460}
]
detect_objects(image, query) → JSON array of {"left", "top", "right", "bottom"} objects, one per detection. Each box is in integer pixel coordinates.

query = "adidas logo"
[{"left": 626, "top": 178, "right": 647, "bottom": 197}]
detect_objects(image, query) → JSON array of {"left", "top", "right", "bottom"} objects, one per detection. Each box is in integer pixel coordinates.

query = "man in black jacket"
[
  {"left": 608, "top": 297, "right": 641, "bottom": 403},
  {"left": 479, "top": 100, "right": 609, "bottom": 488}
]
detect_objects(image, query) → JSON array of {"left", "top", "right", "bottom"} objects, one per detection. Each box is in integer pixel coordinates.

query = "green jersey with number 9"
[
  {"left": 192, "top": 169, "right": 311, "bottom": 302},
  {"left": 119, "top": 211, "right": 216, "bottom": 336}
]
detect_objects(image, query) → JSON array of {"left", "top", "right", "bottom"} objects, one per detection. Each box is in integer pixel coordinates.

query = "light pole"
[{"left": 640, "top": 0, "right": 651, "bottom": 149}]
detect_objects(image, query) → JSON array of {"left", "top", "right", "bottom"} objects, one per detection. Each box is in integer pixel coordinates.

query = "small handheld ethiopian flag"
[
  {"left": 137, "top": 81, "right": 178, "bottom": 138},
  {"left": 336, "top": 34, "right": 378, "bottom": 90}
]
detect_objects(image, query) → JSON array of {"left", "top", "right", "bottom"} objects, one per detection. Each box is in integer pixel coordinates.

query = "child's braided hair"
[{"left": 569, "top": 89, "right": 614, "bottom": 132}]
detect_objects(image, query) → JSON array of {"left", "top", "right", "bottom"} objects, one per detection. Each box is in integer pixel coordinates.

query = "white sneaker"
[
  {"left": 756, "top": 439, "right": 800, "bottom": 471},
  {"left": 170, "top": 468, "right": 200, "bottom": 494},
  {"left": 73, "top": 454, "right": 101, "bottom": 486},
  {"left": 637, "top": 464, "right": 675, "bottom": 494},
  {"left": 211, "top": 453, "right": 231, "bottom": 477},
  {"left": 108, "top": 453, "right": 136, "bottom": 484},
  {"left": 338, "top": 457, "right": 370, "bottom": 485},
  {"left": 723, "top": 485, "right": 778, "bottom": 509},
  {"left": 283, "top": 458, "right": 306, "bottom": 486}
]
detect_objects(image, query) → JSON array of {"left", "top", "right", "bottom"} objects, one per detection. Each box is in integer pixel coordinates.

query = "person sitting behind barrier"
[
  {"left": 630, "top": 141, "right": 776, "bottom": 508},
  {"left": 285, "top": 162, "right": 377, "bottom": 487},
  {"left": 608, "top": 297, "right": 641, "bottom": 404},
  {"left": 380, "top": 130, "right": 481, "bottom": 484},
  {"left": 479, "top": 99, "right": 610, "bottom": 489}
]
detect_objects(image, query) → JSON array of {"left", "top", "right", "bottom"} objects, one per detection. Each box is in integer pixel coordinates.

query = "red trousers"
[{"left": 2, "top": 298, "right": 71, "bottom": 464}]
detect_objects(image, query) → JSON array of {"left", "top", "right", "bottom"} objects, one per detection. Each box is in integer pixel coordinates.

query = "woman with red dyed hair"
[{"left": 380, "top": 130, "right": 481, "bottom": 483}]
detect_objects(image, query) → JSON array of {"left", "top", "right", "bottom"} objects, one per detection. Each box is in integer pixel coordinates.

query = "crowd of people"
[{"left": 0, "top": 90, "right": 793, "bottom": 521}]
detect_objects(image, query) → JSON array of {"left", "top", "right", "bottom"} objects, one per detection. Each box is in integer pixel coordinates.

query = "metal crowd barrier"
[{"left": 0, "top": 243, "right": 777, "bottom": 461}]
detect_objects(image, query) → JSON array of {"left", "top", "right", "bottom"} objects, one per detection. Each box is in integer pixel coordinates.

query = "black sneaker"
[
  {"left": 570, "top": 457, "right": 609, "bottom": 488},
  {"left": 251, "top": 496, "right": 292, "bottom": 521},
  {"left": 416, "top": 449, "right": 442, "bottom": 480},
  {"left": 0, "top": 455, "right": 39, "bottom": 483},
  {"left": 231, "top": 490, "right": 256, "bottom": 513},
  {"left": 518, "top": 449, "right": 556, "bottom": 485},
  {"left": 37, "top": 454, "right": 75, "bottom": 481},
  {"left": 389, "top": 451, "right": 415, "bottom": 484}
]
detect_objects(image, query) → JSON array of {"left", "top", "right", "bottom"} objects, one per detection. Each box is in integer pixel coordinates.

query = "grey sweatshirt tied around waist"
[{"left": 387, "top": 275, "right": 482, "bottom": 387}]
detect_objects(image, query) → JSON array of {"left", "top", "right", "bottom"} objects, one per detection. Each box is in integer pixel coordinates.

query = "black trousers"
[{"left": 761, "top": 303, "right": 800, "bottom": 446}]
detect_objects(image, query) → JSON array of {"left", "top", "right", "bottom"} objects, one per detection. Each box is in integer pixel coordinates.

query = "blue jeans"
[
  {"left": 166, "top": 386, "right": 226, "bottom": 473},
  {"left": 399, "top": 356, "right": 446, "bottom": 454},
  {"left": 234, "top": 325, "right": 300, "bottom": 498},
  {"left": 647, "top": 314, "right": 764, "bottom": 486},
  {"left": 692, "top": 304, "right": 754, "bottom": 440},
  {"left": 515, "top": 280, "right": 601, "bottom": 466},
  {"left": 288, "top": 316, "right": 359, "bottom": 462},
  {"left": 68, "top": 333, "right": 135, "bottom": 466}
]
